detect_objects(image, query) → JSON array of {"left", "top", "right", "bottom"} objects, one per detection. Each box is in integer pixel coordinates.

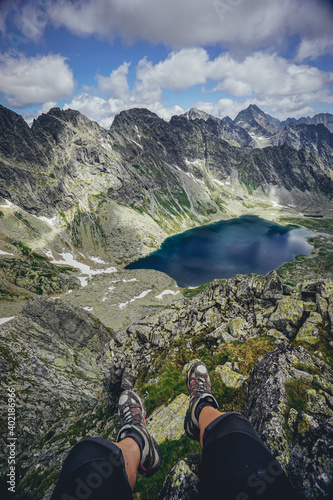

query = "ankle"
[
  {"left": 198, "top": 407, "right": 225, "bottom": 447},
  {"left": 195, "top": 397, "right": 217, "bottom": 421},
  {"left": 115, "top": 438, "right": 141, "bottom": 490},
  {"left": 121, "top": 430, "right": 144, "bottom": 461}
]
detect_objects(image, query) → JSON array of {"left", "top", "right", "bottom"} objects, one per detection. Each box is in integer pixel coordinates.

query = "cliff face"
[
  {"left": 0, "top": 104, "right": 333, "bottom": 274},
  {"left": 1, "top": 104, "right": 333, "bottom": 222},
  {"left": 1, "top": 104, "right": 333, "bottom": 499},
  {"left": 0, "top": 272, "right": 332, "bottom": 499}
]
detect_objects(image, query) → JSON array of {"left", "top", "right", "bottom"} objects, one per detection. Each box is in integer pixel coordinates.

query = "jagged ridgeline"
[
  {"left": 1, "top": 103, "right": 333, "bottom": 265},
  {"left": 0, "top": 104, "right": 333, "bottom": 499}
]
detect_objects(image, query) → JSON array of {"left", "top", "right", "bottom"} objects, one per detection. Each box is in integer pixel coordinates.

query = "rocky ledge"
[{"left": 0, "top": 271, "right": 332, "bottom": 499}]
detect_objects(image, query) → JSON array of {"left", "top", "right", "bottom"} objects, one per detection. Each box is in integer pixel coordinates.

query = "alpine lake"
[{"left": 126, "top": 215, "right": 314, "bottom": 288}]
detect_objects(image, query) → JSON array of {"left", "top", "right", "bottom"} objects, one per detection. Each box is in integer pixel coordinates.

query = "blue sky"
[{"left": 0, "top": 0, "right": 333, "bottom": 128}]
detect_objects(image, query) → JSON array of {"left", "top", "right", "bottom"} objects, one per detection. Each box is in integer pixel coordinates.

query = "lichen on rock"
[
  {"left": 147, "top": 394, "right": 190, "bottom": 444},
  {"left": 215, "top": 362, "right": 248, "bottom": 389},
  {"left": 246, "top": 342, "right": 333, "bottom": 499}
]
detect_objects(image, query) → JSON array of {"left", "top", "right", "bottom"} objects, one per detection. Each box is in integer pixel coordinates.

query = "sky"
[{"left": 0, "top": 0, "right": 333, "bottom": 129}]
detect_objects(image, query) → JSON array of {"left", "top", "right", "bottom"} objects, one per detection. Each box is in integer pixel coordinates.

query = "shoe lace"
[
  {"left": 121, "top": 404, "right": 142, "bottom": 425},
  {"left": 189, "top": 375, "right": 210, "bottom": 397}
]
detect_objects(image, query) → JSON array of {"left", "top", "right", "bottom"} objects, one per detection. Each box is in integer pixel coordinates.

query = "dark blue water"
[{"left": 126, "top": 215, "right": 314, "bottom": 287}]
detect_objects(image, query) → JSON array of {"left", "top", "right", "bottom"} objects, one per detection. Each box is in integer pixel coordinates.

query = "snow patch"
[
  {"left": 0, "top": 316, "right": 15, "bottom": 325},
  {"left": 185, "top": 172, "right": 205, "bottom": 185},
  {"left": 0, "top": 199, "right": 14, "bottom": 208},
  {"left": 118, "top": 289, "right": 152, "bottom": 309},
  {"left": 0, "top": 250, "right": 14, "bottom": 256},
  {"left": 37, "top": 215, "right": 58, "bottom": 227},
  {"left": 83, "top": 307, "right": 93, "bottom": 312},
  {"left": 213, "top": 179, "right": 225, "bottom": 186},
  {"left": 156, "top": 290, "right": 180, "bottom": 300},
  {"left": 271, "top": 201, "right": 287, "bottom": 208},
  {"left": 49, "top": 252, "right": 116, "bottom": 287},
  {"left": 102, "top": 286, "right": 115, "bottom": 302},
  {"left": 134, "top": 125, "right": 141, "bottom": 139},
  {"left": 131, "top": 139, "right": 143, "bottom": 149},
  {"left": 130, "top": 289, "right": 152, "bottom": 302},
  {"left": 89, "top": 256, "right": 107, "bottom": 264},
  {"left": 185, "top": 158, "right": 201, "bottom": 166}
]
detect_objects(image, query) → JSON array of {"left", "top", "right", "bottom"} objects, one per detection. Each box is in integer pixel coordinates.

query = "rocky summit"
[{"left": 0, "top": 104, "right": 333, "bottom": 499}]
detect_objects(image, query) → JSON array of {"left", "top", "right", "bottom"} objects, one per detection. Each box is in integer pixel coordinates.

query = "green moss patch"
[
  {"left": 134, "top": 435, "right": 201, "bottom": 500},
  {"left": 139, "top": 371, "right": 187, "bottom": 417},
  {"left": 293, "top": 326, "right": 333, "bottom": 368},
  {"left": 285, "top": 378, "right": 311, "bottom": 414}
]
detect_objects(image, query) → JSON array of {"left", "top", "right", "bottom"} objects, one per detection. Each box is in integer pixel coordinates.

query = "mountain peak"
[
  {"left": 234, "top": 104, "right": 279, "bottom": 137},
  {"left": 181, "top": 108, "right": 216, "bottom": 122},
  {"left": 247, "top": 104, "right": 263, "bottom": 113}
]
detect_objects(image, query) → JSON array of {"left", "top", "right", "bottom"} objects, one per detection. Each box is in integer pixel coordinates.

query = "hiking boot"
[
  {"left": 184, "top": 361, "right": 218, "bottom": 441},
  {"left": 116, "top": 390, "right": 161, "bottom": 477}
]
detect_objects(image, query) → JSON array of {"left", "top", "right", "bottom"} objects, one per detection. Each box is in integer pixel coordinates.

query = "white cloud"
[
  {"left": 136, "top": 49, "right": 210, "bottom": 91},
  {"left": 0, "top": 51, "right": 75, "bottom": 107},
  {"left": 208, "top": 52, "right": 333, "bottom": 97},
  {"left": 296, "top": 38, "right": 333, "bottom": 61},
  {"left": 47, "top": 0, "right": 333, "bottom": 53},
  {"left": 134, "top": 49, "right": 333, "bottom": 107},
  {"left": 63, "top": 92, "right": 184, "bottom": 128},
  {"left": 0, "top": 0, "right": 15, "bottom": 34},
  {"left": 97, "top": 61, "right": 131, "bottom": 98},
  {"left": 61, "top": 48, "right": 333, "bottom": 126},
  {"left": 14, "top": 3, "right": 49, "bottom": 42}
]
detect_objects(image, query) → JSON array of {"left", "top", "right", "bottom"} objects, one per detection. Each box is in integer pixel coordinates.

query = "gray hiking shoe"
[
  {"left": 184, "top": 361, "right": 218, "bottom": 441},
  {"left": 116, "top": 390, "right": 161, "bottom": 477}
]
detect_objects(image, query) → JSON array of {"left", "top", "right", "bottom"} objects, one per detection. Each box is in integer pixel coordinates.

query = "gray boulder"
[{"left": 247, "top": 343, "right": 333, "bottom": 499}]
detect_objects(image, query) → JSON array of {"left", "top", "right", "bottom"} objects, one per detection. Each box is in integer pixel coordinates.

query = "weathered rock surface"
[
  {"left": 158, "top": 454, "right": 200, "bottom": 500},
  {"left": 215, "top": 362, "right": 248, "bottom": 388},
  {"left": 1, "top": 273, "right": 332, "bottom": 499},
  {"left": 147, "top": 394, "right": 190, "bottom": 444},
  {"left": 0, "top": 297, "right": 113, "bottom": 455},
  {"left": 101, "top": 272, "right": 332, "bottom": 390},
  {"left": 247, "top": 343, "right": 333, "bottom": 499},
  {"left": 1, "top": 104, "right": 333, "bottom": 244},
  {"left": 0, "top": 256, "right": 79, "bottom": 299}
]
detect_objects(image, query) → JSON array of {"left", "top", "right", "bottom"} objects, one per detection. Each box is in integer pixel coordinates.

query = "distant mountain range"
[
  {"left": 181, "top": 104, "right": 333, "bottom": 146},
  {"left": 0, "top": 103, "right": 332, "bottom": 263},
  {"left": 1, "top": 102, "right": 333, "bottom": 500}
]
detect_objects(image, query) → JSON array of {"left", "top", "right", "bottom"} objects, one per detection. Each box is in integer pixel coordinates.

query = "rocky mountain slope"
[
  {"left": 281, "top": 113, "right": 333, "bottom": 133},
  {"left": 1, "top": 271, "right": 332, "bottom": 499},
  {"left": 1, "top": 103, "right": 333, "bottom": 320},
  {"left": 1, "top": 103, "right": 333, "bottom": 498}
]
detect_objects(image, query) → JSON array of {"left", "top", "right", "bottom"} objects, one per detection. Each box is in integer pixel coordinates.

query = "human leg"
[
  {"left": 50, "top": 437, "right": 134, "bottom": 500},
  {"left": 115, "top": 437, "right": 140, "bottom": 490},
  {"left": 185, "top": 361, "right": 300, "bottom": 499},
  {"left": 50, "top": 390, "right": 161, "bottom": 500}
]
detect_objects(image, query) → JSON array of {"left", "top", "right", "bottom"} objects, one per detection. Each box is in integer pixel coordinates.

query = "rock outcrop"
[
  {"left": 1, "top": 103, "right": 333, "bottom": 241},
  {"left": 0, "top": 297, "right": 113, "bottom": 455},
  {"left": 247, "top": 343, "right": 333, "bottom": 499},
  {"left": 1, "top": 269, "right": 333, "bottom": 499}
]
